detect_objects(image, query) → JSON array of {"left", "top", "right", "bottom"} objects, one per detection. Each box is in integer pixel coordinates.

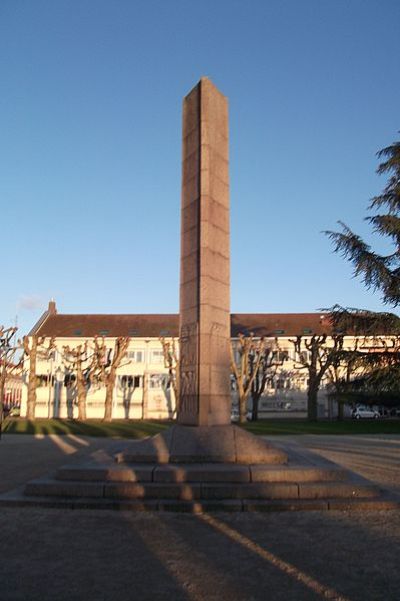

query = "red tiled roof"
[
  {"left": 230, "top": 313, "right": 331, "bottom": 337},
  {"left": 31, "top": 312, "right": 332, "bottom": 338}
]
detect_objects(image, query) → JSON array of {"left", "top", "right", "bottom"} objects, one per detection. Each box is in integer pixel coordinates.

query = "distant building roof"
[{"left": 30, "top": 312, "right": 332, "bottom": 338}]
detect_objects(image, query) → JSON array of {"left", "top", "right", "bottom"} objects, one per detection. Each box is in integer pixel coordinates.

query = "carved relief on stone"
[
  {"left": 211, "top": 321, "right": 225, "bottom": 335},
  {"left": 180, "top": 322, "right": 198, "bottom": 367},
  {"left": 179, "top": 322, "right": 199, "bottom": 414}
]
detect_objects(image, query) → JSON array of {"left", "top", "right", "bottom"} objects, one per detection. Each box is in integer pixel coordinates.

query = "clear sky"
[{"left": 1, "top": 0, "right": 399, "bottom": 336}]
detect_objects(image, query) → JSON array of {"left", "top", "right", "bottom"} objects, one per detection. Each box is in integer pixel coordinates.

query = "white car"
[
  {"left": 352, "top": 406, "right": 380, "bottom": 420},
  {"left": 231, "top": 408, "right": 240, "bottom": 423}
]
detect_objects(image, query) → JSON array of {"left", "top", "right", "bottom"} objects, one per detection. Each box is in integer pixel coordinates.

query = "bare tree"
[
  {"left": 62, "top": 342, "right": 96, "bottom": 420},
  {"left": 230, "top": 334, "right": 268, "bottom": 423},
  {"left": 160, "top": 337, "right": 180, "bottom": 415},
  {"left": 0, "top": 326, "right": 21, "bottom": 436},
  {"left": 290, "top": 334, "right": 344, "bottom": 421},
  {"left": 250, "top": 341, "right": 284, "bottom": 421},
  {"left": 92, "top": 336, "right": 130, "bottom": 421},
  {"left": 23, "top": 335, "right": 55, "bottom": 420}
]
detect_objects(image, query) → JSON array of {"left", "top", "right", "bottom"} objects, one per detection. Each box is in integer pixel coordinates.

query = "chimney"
[{"left": 48, "top": 299, "right": 57, "bottom": 315}]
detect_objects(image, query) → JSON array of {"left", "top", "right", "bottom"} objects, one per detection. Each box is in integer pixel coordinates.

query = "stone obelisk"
[
  {"left": 178, "top": 77, "right": 231, "bottom": 426},
  {"left": 118, "top": 77, "right": 286, "bottom": 464}
]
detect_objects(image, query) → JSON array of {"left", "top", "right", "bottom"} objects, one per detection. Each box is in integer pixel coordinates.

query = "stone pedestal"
[{"left": 116, "top": 425, "right": 288, "bottom": 464}]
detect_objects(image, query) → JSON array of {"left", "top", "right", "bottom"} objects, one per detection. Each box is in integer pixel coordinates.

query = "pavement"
[{"left": 0, "top": 432, "right": 399, "bottom": 601}]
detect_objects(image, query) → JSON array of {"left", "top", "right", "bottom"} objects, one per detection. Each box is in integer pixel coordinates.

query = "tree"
[
  {"left": 23, "top": 335, "right": 55, "bottom": 420},
  {"left": 160, "top": 337, "right": 180, "bottom": 415},
  {"left": 0, "top": 326, "right": 21, "bottom": 436},
  {"left": 249, "top": 341, "right": 284, "bottom": 421},
  {"left": 322, "top": 306, "right": 400, "bottom": 416},
  {"left": 230, "top": 334, "right": 270, "bottom": 423},
  {"left": 326, "top": 135, "right": 400, "bottom": 307},
  {"left": 92, "top": 336, "right": 130, "bottom": 421},
  {"left": 326, "top": 338, "right": 364, "bottom": 420},
  {"left": 290, "top": 333, "right": 344, "bottom": 421},
  {"left": 62, "top": 342, "right": 96, "bottom": 421}
]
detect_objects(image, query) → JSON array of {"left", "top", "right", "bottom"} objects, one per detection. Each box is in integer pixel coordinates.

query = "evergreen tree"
[{"left": 326, "top": 135, "right": 400, "bottom": 307}]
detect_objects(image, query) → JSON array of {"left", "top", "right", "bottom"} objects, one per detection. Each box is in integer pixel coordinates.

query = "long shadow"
[
  {"left": 0, "top": 510, "right": 192, "bottom": 601},
  {"left": 157, "top": 509, "right": 400, "bottom": 600},
  {"left": 122, "top": 385, "right": 134, "bottom": 419}
]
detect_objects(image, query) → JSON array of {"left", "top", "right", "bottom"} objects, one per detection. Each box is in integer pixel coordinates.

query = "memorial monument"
[
  {"left": 8, "top": 78, "right": 388, "bottom": 512},
  {"left": 179, "top": 77, "right": 231, "bottom": 427},
  {"left": 114, "top": 77, "right": 287, "bottom": 463}
]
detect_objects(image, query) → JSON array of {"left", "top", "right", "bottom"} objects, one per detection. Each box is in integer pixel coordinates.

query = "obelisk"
[{"left": 179, "top": 77, "right": 231, "bottom": 426}]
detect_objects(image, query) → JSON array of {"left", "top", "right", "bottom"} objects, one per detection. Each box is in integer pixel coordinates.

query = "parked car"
[
  {"left": 352, "top": 406, "right": 380, "bottom": 420},
  {"left": 231, "top": 408, "right": 240, "bottom": 423}
]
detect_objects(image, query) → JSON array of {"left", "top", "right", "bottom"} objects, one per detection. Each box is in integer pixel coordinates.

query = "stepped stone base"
[
  {"left": 1, "top": 431, "right": 399, "bottom": 512},
  {"left": 115, "top": 425, "right": 288, "bottom": 464}
]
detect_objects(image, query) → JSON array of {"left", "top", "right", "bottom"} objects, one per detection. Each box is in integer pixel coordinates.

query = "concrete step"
[
  {"left": 55, "top": 463, "right": 348, "bottom": 484},
  {"left": 1, "top": 490, "right": 398, "bottom": 513},
  {"left": 24, "top": 478, "right": 380, "bottom": 501}
]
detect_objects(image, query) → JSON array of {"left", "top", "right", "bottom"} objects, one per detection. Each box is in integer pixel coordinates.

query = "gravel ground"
[{"left": 0, "top": 433, "right": 399, "bottom": 601}]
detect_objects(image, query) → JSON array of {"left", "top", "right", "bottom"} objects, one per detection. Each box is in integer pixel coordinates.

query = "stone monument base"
[
  {"left": 115, "top": 425, "right": 288, "bottom": 465},
  {"left": 1, "top": 430, "right": 398, "bottom": 512}
]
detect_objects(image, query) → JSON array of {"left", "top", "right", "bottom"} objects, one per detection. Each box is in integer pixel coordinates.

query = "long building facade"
[{"left": 20, "top": 301, "right": 368, "bottom": 420}]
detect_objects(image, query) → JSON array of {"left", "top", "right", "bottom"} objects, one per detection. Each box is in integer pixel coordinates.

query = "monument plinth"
[{"left": 179, "top": 77, "right": 231, "bottom": 426}]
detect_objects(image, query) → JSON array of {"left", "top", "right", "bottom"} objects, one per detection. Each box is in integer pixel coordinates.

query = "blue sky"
[{"left": 1, "top": 0, "right": 399, "bottom": 335}]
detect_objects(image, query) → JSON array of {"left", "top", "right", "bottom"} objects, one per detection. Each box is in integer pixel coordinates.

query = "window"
[
  {"left": 64, "top": 374, "right": 76, "bottom": 387},
  {"left": 271, "top": 350, "right": 289, "bottom": 362},
  {"left": 119, "top": 375, "right": 142, "bottom": 388},
  {"left": 299, "top": 350, "right": 311, "bottom": 363},
  {"left": 149, "top": 374, "right": 168, "bottom": 389},
  {"left": 302, "top": 328, "right": 313, "bottom": 335},
  {"left": 160, "top": 329, "right": 170, "bottom": 336},
  {"left": 150, "top": 350, "right": 164, "bottom": 364},
  {"left": 73, "top": 329, "right": 82, "bottom": 336},
  {"left": 274, "top": 329, "right": 285, "bottom": 335},
  {"left": 128, "top": 329, "right": 139, "bottom": 336},
  {"left": 126, "top": 349, "right": 145, "bottom": 363},
  {"left": 99, "top": 329, "right": 109, "bottom": 336},
  {"left": 36, "top": 374, "right": 52, "bottom": 388}
]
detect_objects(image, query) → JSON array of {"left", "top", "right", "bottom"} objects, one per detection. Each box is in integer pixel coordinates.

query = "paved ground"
[{"left": 0, "top": 433, "right": 399, "bottom": 601}]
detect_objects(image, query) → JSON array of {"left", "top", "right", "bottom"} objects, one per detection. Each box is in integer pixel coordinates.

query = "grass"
[
  {"left": 244, "top": 418, "right": 400, "bottom": 435},
  {"left": 3, "top": 417, "right": 400, "bottom": 438},
  {"left": 3, "top": 418, "right": 170, "bottom": 439}
]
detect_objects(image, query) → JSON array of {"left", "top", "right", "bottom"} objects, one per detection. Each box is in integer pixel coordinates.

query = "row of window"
[
  {"left": 38, "top": 348, "right": 318, "bottom": 367},
  {"left": 118, "top": 374, "right": 170, "bottom": 389},
  {"left": 125, "top": 349, "right": 164, "bottom": 364},
  {"left": 36, "top": 373, "right": 170, "bottom": 390}
]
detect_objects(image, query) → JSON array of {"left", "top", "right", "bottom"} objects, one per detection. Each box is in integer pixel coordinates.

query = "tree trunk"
[
  {"left": 76, "top": 364, "right": 87, "bottom": 421},
  {"left": 142, "top": 373, "right": 148, "bottom": 419},
  {"left": 337, "top": 400, "right": 344, "bottom": 421},
  {"left": 0, "top": 373, "right": 5, "bottom": 436},
  {"left": 103, "top": 372, "right": 116, "bottom": 421},
  {"left": 251, "top": 392, "right": 261, "bottom": 421},
  {"left": 239, "top": 392, "right": 247, "bottom": 423},
  {"left": 26, "top": 341, "right": 38, "bottom": 420},
  {"left": 307, "top": 386, "right": 319, "bottom": 421}
]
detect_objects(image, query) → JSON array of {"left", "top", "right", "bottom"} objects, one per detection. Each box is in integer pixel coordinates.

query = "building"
[{"left": 20, "top": 301, "right": 372, "bottom": 420}]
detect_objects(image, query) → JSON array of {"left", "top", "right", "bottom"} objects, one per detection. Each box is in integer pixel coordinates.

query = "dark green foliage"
[
  {"left": 328, "top": 365, "right": 400, "bottom": 408},
  {"left": 326, "top": 304, "right": 400, "bottom": 336},
  {"left": 322, "top": 306, "right": 400, "bottom": 413},
  {"left": 326, "top": 135, "right": 400, "bottom": 306}
]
